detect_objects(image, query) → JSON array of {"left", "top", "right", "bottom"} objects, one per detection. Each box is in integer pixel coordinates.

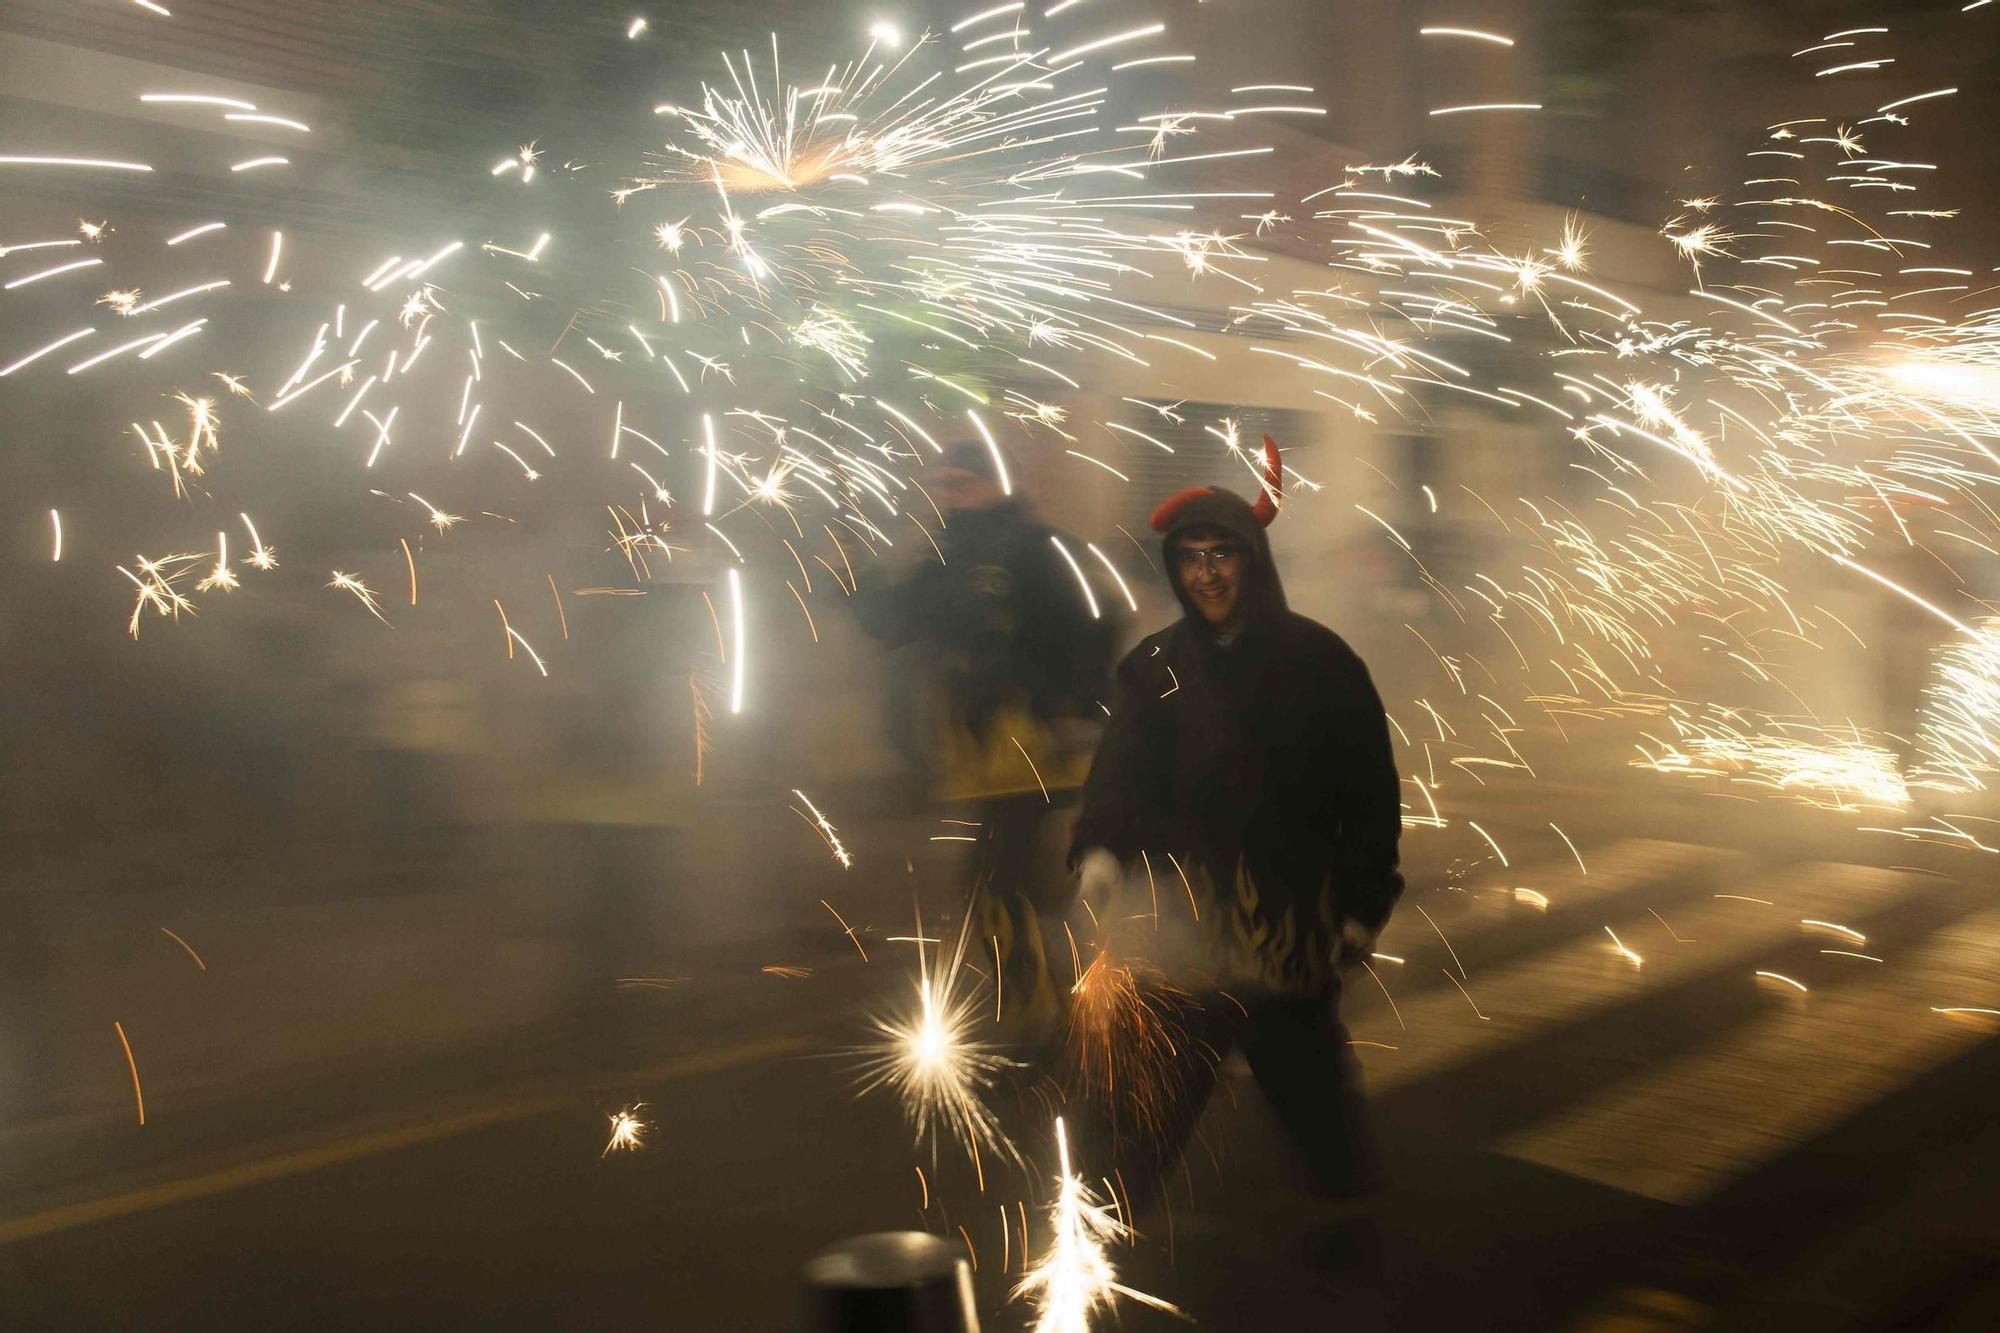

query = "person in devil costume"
[{"left": 1067, "top": 433, "right": 1404, "bottom": 1204}]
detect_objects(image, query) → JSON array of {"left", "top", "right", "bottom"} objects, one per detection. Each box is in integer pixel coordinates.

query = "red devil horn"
[{"left": 1250, "top": 433, "right": 1283, "bottom": 527}]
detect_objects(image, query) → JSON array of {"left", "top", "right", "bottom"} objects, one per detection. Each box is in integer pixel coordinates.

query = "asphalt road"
[{"left": 4, "top": 776, "right": 1999, "bottom": 1330}]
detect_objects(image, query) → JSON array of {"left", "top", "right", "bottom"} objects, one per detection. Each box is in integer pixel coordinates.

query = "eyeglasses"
[{"left": 1172, "top": 545, "right": 1243, "bottom": 574}]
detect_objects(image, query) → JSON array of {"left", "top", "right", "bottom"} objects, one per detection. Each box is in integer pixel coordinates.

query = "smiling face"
[{"left": 1172, "top": 531, "right": 1246, "bottom": 629}]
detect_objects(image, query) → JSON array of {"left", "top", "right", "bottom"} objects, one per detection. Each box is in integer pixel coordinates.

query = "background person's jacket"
[{"left": 857, "top": 498, "right": 1117, "bottom": 799}]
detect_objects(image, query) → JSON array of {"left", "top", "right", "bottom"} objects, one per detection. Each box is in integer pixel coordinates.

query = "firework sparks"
[
  {"left": 855, "top": 912, "right": 1018, "bottom": 1170},
  {"left": 603, "top": 1104, "right": 648, "bottom": 1155},
  {"left": 1014, "top": 1117, "right": 1178, "bottom": 1331},
  {"left": 327, "top": 571, "right": 389, "bottom": 625},
  {"left": 791, "top": 788, "right": 853, "bottom": 868},
  {"left": 12, "top": 22, "right": 2000, "bottom": 1324},
  {"left": 1065, "top": 952, "right": 1194, "bottom": 1149}
]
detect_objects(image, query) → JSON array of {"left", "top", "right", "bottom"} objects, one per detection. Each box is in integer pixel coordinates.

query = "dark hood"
[{"left": 1157, "top": 486, "right": 1288, "bottom": 637}]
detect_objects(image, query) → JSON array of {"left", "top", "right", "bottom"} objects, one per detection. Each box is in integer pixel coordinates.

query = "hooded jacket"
[{"left": 1069, "top": 486, "right": 1404, "bottom": 993}]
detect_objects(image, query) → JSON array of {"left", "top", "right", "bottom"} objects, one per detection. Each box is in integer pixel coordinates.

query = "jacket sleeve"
[
  {"left": 1068, "top": 646, "right": 1169, "bottom": 864},
  {"left": 1330, "top": 651, "right": 1405, "bottom": 931}
]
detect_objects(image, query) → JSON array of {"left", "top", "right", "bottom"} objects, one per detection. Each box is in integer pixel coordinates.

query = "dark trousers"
[
  {"left": 1077, "top": 989, "right": 1380, "bottom": 1209},
  {"left": 967, "top": 791, "right": 1079, "bottom": 1036}
]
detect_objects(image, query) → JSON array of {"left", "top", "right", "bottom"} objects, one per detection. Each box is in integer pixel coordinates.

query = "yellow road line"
[{"left": 0, "top": 1035, "right": 807, "bottom": 1247}]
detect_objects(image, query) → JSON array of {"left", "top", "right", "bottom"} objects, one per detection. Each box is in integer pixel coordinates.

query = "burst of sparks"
[
  {"left": 327, "top": 571, "right": 389, "bottom": 624},
  {"left": 854, "top": 913, "right": 1018, "bottom": 1169},
  {"left": 603, "top": 1105, "right": 648, "bottom": 1155},
  {"left": 1014, "top": 1117, "right": 1179, "bottom": 1331}
]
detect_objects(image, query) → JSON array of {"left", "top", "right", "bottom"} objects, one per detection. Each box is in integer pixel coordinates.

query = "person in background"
[{"left": 858, "top": 440, "right": 1119, "bottom": 1037}]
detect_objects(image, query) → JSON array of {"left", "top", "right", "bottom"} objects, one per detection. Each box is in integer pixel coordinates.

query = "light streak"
[
  {"left": 791, "top": 789, "right": 853, "bottom": 868},
  {"left": 1825, "top": 554, "right": 1970, "bottom": 634},
  {"left": 1604, "top": 926, "right": 1644, "bottom": 969},
  {"left": 228, "top": 156, "right": 289, "bottom": 172},
  {"left": 0, "top": 156, "right": 151, "bottom": 172},
  {"left": 66, "top": 331, "right": 164, "bottom": 375},
  {"left": 1550, "top": 823, "right": 1586, "bottom": 873},
  {"left": 1415, "top": 903, "right": 1467, "bottom": 979},
  {"left": 159, "top": 927, "right": 207, "bottom": 970},
  {"left": 1428, "top": 103, "right": 1542, "bottom": 115},
  {"left": 0, "top": 327, "right": 93, "bottom": 376},
  {"left": 1466, "top": 819, "right": 1509, "bottom": 866},
  {"left": 130, "top": 280, "right": 231, "bottom": 314},
  {"left": 1419, "top": 26, "right": 1516, "bottom": 45},
  {"left": 4, "top": 256, "right": 102, "bottom": 289},
  {"left": 726, "top": 566, "right": 745, "bottom": 714},
  {"left": 113, "top": 1022, "right": 144, "bottom": 1125},
  {"left": 0, "top": 238, "right": 80, "bottom": 257},
  {"left": 1876, "top": 88, "right": 1957, "bottom": 113},
  {"left": 139, "top": 93, "right": 255, "bottom": 109},
  {"left": 453, "top": 403, "right": 480, "bottom": 456},
  {"left": 225, "top": 114, "right": 310, "bottom": 132},
  {"left": 1800, "top": 918, "right": 1865, "bottom": 944},
  {"left": 48, "top": 509, "right": 62, "bottom": 561},
  {"left": 136, "top": 318, "right": 206, "bottom": 360},
  {"left": 1011, "top": 736, "right": 1051, "bottom": 802},
  {"left": 1756, "top": 970, "right": 1810, "bottom": 994},
  {"left": 966, "top": 409, "right": 1012, "bottom": 496},
  {"left": 701, "top": 413, "right": 718, "bottom": 516},
  {"left": 1049, "top": 536, "right": 1100, "bottom": 620},
  {"left": 951, "top": 3, "right": 1024, "bottom": 32},
  {"left": 407, "top": 239, "right": 463, "bottom": 278},
  {"left": 505, "top": 626, "right": 547, "bottom": 675},
  {"left": 1047, "top": 23, "right": 1166, "bottom": 65},
  {"left": 1084, "top": 542, "right": 1137, "bottom": 611},
  {"left": 1444, "top": 971, "right": 1490, "bottom": 1020}
]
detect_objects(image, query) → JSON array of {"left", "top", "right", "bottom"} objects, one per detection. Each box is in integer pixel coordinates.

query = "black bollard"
[{"left": 801, "top": 1231, "right": 980, "bottom": 1332}]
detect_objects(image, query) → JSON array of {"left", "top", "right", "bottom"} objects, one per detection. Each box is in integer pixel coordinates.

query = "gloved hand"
[
  {"left": 1075, "top": 847, "right": 1122, "bottom": 905},
  {"left": 1335, "top": 918, "right": 1379, "bottom": 970}
]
